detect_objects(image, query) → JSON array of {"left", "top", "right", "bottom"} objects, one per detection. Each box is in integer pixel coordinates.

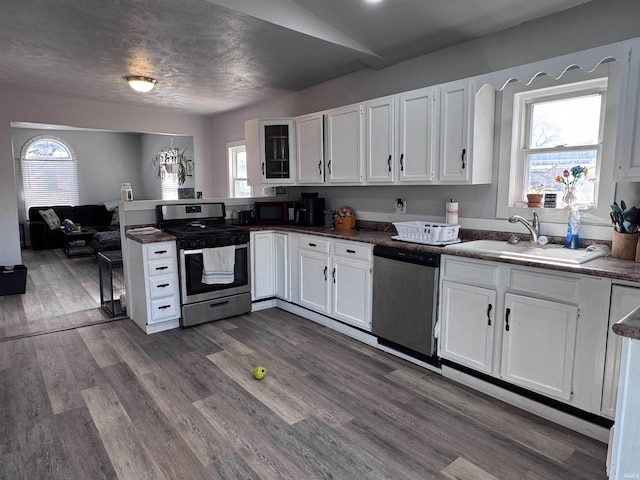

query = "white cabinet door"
[
  {"left": 332, "top": 257, "right": 372, "bottom": 330},
  {"left": 614, "top": 46, "right": 640, "bottom": 179},
  {"left": 365, "top": 96, "right": 395, "bottom": 184},
  {"left": 601, "top": 285, "right": 640, "bottom": 418},
  {"left": 501, "top": 293, "right": 578, "bottom": 401},
  {"left": 325, "top": 104, "right": 363, "bottom": 184},
  {"left": 296, "top": 113, "right": 324, "bottom": 184},
  {"left": 245, "top": 118, "right": 296, "bottom": 185},
  {"left": 251, "top": 232, "right": 275, "bottom": 300},
  {"left": 438, "top": 81, "right": 494, "bottom": 184},
  {"left": 299, "top": 250, "right": 331, "bottom": 314},
  {"left": 398, "top": 88, "right": 437, "bottom": 183},
  {"left": 439, "top": 82, "right": 469, "bottom": 183},
  {"left": 274, "top": 232, "right": 289, "bottom": 300},
  {"left": 440, "top": 280, "right": 496, "bottom": 374}
]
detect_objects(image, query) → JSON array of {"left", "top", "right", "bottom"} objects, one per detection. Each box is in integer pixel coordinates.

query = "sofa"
[{"left": 28, "top": 205, "right": 119, "bottom": 251}]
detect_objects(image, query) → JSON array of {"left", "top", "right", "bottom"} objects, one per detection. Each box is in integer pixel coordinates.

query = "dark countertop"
[
  {"left": 250, "top": 224, "right": 640, "bottom": 284},
  {"left": 613, "top": 307, "right": 640, "bottom": 340}
]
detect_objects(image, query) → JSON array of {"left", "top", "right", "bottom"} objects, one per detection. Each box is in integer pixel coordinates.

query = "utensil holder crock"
[{"left": 611, "top": 230, "right": 637, "bottom": 260}]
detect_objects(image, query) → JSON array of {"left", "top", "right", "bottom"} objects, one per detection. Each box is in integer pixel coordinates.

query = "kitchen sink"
[{"left": 444, "top": 239, "right": 610, "bottom": 265}]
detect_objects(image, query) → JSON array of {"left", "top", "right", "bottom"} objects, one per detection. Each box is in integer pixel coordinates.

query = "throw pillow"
[
  {"left": 110, "top": 206, "right": 119, "bottom": 226},
  {"left": 39, "top": 208, "right": 61, "bottom": 230}
]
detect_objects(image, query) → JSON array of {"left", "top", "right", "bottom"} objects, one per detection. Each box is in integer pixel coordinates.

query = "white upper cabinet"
[
  {"left": 365, "top": 96, "right": 396, "bottom": 183},
  {"left": 615, "top": 46, "right": 640, "bottom": 179},
  {"left": 325, "top": 104, "right": 364, "bottom": 184},
  {"left": 246, "top": 118, "right": 297, "bottom": 185},
  {"left": 398, "top": 87, "right": 437, "bottom": 183},
  {"left": 439, "top": 81, "right": 494, "bottom": 184},
  {"left": 296, "top": 113, "right": 324, "bottom": 185}
]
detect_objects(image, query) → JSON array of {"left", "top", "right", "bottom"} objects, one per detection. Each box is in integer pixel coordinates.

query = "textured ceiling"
[{"left": 0, "top": 0, "right": 593, "bottom": 116}]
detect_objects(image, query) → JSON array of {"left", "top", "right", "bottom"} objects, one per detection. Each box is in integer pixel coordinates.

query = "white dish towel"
[{"left": 201, "top": 246, "right": 236, "bottom": 284}]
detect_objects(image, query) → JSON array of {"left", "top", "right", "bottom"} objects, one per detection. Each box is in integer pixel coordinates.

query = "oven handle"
[{"left": 182, "top": 244, "right": 247, "bottom": 255}]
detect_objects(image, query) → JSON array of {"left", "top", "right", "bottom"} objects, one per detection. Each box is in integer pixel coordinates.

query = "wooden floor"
[
  {"left": 0, "top": 248, "right": 114, "bottom": 340},
  {"left": 0, "top": 306, "right": 608, "bottom": 479}
]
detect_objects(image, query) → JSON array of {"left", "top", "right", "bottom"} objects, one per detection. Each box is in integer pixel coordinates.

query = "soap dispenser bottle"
[{"left": 566, "top": 205, "right": 580, "bottom": 249}]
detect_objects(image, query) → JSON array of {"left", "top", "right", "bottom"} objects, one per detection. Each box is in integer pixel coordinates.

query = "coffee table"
[{"left": 61, "top": 227, "right": 97, "bottom": 258}]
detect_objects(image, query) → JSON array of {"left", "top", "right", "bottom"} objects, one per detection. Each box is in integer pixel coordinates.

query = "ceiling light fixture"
[{"left": 125, "top": 75, "right": 157, "bottom": 93}]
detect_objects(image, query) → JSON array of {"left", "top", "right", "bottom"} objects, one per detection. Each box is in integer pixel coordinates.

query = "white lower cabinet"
[
  {"left": 440, "top": 280, "right": 496, "bottom": 374},
  {"left": 250, "top": 231, "right": 289, "bottom": 301},
  {"left": 127, "top": 239, "right": 180, "bottom": 333},
  {"left": 297, "top": 235, "right": 372, "bottom": 331},
  {"left": 438, "top": 255, "right": 604, "bottom": 408},
  {"left": 601, "top": 284, "right": 640, "bottom": 418},
  {"left": 501, "top": 293, "right": 578, "bottom": 401}
]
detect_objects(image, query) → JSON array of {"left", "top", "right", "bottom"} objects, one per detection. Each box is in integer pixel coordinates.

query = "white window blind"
[{"left": 21, "top": 136, "right": 79, "bottom": 218}]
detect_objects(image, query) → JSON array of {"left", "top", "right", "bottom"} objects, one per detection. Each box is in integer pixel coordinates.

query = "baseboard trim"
[{"left": 442, "top": 365, "right": 610, "bottom": 443}]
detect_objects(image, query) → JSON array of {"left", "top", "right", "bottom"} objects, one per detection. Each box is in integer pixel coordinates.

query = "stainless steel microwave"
[{"left": 254, "top": 201, "right": 297, "bottom": 225}]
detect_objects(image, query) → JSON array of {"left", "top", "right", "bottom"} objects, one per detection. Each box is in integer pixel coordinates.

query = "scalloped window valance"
[{"left": 474, "top": 38, "right": 635, "bottom": 91}]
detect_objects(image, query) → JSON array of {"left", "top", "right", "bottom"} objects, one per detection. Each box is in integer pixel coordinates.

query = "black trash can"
[{"left": 0, "top": 265, "right": 27, "bottom": 296}]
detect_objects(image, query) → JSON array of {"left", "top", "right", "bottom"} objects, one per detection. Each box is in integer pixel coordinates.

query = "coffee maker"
[{"left": 297, "top": 192, "right": 325, "bottom": 226}]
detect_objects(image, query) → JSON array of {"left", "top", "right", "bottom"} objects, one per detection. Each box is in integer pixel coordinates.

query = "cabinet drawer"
[
  {"left": 333, "top": 240, "right": 372, "bottom": 262},
  {"left": 147, "top": 258, "right": 176, "bottom": 278},
  {"left": 442, "top": 256, "right": 498, "bottom": 285},
  {"left": 509, "top": 267, "right": 581, "bottom": 303},
  {"left": 299, "top": 235, "right": 330, "bottom": 253},
  {"left": 144, "top": 243, "right": 175, "bottom": 260},
  {"left": 149, "top": 275, "right": 178, "bottom": 299},
  {"left": 149, "top": 296, "right": 179, "bottom": 322}
]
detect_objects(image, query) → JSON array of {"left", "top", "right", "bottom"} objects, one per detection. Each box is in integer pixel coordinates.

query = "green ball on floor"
[{"left": 253, "top": 366, "right": 266, "bottom": 380}]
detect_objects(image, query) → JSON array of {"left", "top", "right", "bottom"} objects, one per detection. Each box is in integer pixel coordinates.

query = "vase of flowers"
[{"left": 555, "top": 165, "right": 588, "bottom": 206}]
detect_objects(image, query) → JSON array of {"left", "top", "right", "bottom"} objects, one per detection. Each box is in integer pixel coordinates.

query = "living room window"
[
  {"left": 228, "top": 141, "right": 252, "bottom": 198},
  {"left": 21, "top": 136, "right": 79, "bottom": 219}
]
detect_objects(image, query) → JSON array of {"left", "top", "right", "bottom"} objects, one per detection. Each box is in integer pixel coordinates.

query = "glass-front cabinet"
[{"left": 246, "top": 118, "right": 296, "bottom": 185}]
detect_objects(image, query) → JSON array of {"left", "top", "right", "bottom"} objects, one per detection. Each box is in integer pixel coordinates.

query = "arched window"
[{"left": 21, "top": 136, "right": 79, "bottom": 218}]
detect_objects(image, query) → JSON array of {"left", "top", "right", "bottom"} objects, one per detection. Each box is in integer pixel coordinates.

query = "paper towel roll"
[{"left": 446, "top": 200, "right": 458, "bottom": 225}]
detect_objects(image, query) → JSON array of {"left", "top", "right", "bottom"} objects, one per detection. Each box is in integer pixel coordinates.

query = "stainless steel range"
[{"left": 156, "top": 203, "right": 251, "bottom": 327}]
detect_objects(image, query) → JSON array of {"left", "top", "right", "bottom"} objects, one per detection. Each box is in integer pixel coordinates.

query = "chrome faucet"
[{"left": 508, "top": 211, "right": 540, "bottom": 243}]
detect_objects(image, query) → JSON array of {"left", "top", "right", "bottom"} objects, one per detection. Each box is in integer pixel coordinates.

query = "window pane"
[
  {"left": 527, "top": 150, "right": 597, "bottom": 204},
  {"left": 529, "top": 94, "right": 601, "bottom": 148},
  {"left": 234, "top": 180, "right": 251, "bottom": 198},
  {"left": 237, "top": 152, "right": 247, "bottom": 177},
  {"left": 22, "top": 159, "right": 79, "bottom": 217}
]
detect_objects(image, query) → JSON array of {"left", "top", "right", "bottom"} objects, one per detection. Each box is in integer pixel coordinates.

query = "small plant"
[
  {"left": 151, "top": 147, "right": 194, "bottom": 186},
  {"left": 528, "top": 184, "right": 546, "bottom": 194}
]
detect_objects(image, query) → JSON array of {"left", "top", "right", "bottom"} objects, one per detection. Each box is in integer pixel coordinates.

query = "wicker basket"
[{"left": 335, "top": 216, "right": 356, "bottom": 229}]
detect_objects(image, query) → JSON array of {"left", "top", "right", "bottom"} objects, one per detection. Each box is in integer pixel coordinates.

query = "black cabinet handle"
[
  {"left": 328, "top": 160, "right": 332, "bottom": 174},
  {"left": 332, "top": 267, "right": 336, "bottom": 283},
  {"left": 308, "top": 243, "right": 316, "bottom": 247},
  {"left": 318, "top": 161, "right": 322, "bottom": 175},
  {"left": 487, "top": 304, "right": 492, "bottom": 326},
  {"left": 154, "top": 250, "right": 167, "bottom": 255},
  {"left": 505, "top": 307, "right": 510, "bottom": 331},
  {"left": 400, "top": 153, "right": 404, "bottom": 172},
  {"left": 158, "top": 305, "right": 171, "bottom": 310},
  {"left": 323, "top": 266, "right": 328, "bottom": 281},
  {"left": 461, "top": 148, "right": 466, "bottom": 170},
  {"left": 155, "top": 266, "right": 168, "bottom": 271},
  {"left": 262, "top": 162, "right": 265, "bottom": 175},
  {"left": 346, "top": 249, "right": 356, "bottom": 254},
  {"left": 158, "top": 283, "right": 170, "bottom": 288},
  {"left": 387, "top": 154, "right": 392, "bottom": 172}
]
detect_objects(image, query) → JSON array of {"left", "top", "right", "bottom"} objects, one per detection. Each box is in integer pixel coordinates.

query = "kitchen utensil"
[
  {"left": 611, "top": 203, "right": 623, "bottom": 214},
  {"left": 621, "top": 200, "right": 627, "bottom": 211},
  {"left": 623, "top": 206, "right": 640, "bottom": 226}
]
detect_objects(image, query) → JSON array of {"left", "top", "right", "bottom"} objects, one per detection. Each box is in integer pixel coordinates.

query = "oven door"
[{"left": 179, "top": 244, "right": 250, "bottom": 305}]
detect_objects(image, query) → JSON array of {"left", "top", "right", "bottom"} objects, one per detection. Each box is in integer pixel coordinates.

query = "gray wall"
[
  {"left": 11, "top": 128, "right": 142, "bottom": 219},
  {"left": 208, "top": 0, "right": 640, "bottom": 220}
]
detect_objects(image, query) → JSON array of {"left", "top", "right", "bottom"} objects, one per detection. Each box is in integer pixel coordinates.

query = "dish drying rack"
[{"left": 392, "top": 221, "right": 460, "bottom": 246}]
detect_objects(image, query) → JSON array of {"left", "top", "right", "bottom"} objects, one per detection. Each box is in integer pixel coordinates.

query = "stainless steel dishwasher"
[{"left": 372, "top": 245, "right": 440, "bottom": 358}]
